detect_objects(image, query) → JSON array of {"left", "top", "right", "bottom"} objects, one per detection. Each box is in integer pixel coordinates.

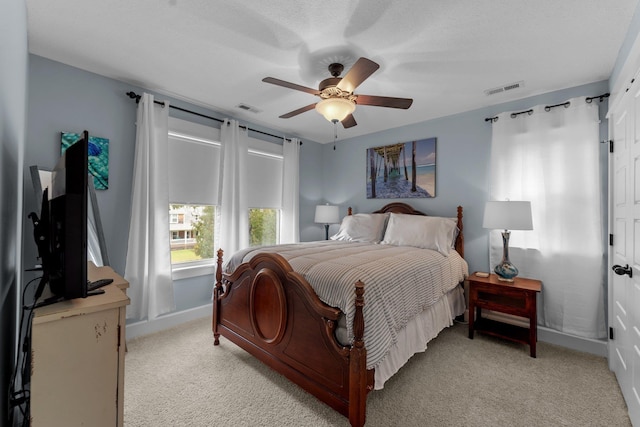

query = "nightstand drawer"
[
  {"left": 475, "top": 290, "right": 529, "bottom": 316},
  {"left": 477, "top": 290, "right": 526, "bottom": 306}
]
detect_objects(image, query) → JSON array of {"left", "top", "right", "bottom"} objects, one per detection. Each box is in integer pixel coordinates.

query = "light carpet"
[{"left": 124, "top": 317, "right": 630, "bottom": 426}]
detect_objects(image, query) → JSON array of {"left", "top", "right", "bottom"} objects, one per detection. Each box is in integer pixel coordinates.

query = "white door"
[{"left": 610, "top": 81, "right": 640, "bottom": 425}]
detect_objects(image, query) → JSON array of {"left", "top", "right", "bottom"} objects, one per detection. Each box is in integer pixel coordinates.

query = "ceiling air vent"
[
  {"left": 236, "top": 103, "right": 262, "bottom": 114},
  {"left": 484, "top": 81, "right": 525, "bottom": 96}
]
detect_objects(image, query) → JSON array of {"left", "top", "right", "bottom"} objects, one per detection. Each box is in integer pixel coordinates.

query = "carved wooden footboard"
[
  {"left": 212, "top": 249, "right": 373, "bottom": 427},
  {"left": 212, "top": 203, "right": 465, "bottom": 426}
]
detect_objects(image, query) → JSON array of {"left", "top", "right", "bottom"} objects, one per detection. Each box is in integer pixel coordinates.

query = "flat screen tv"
[{"left": 48, "top": 130, "right": 89, "bottom": 299}]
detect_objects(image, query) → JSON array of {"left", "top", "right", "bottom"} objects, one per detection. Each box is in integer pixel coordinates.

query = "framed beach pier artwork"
[{"left": 366, "top": 138, "right": 436, "bottom": 199}]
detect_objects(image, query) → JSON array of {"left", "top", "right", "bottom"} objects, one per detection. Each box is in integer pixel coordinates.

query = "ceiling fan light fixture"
[
  {"left": 315, "top": 97, "right": 356, "bottom": 123},
  {"left": 263, "top": 57, "right": 409, "bottom": 128}
]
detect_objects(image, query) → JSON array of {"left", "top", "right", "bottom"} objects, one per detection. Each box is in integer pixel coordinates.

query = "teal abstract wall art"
[{"left": 61, "top": 132, "right": 109, "bottom": 190}]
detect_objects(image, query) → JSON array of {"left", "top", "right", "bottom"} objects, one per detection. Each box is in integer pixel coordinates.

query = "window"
[
  {"left": 169, "top": 204, "right": 216, "bottom": 264},
  {"left": 168, "top": 118, "right": 222, "bottom": 278},
  {"left": 167, "top": 117, "right": 286, "bottom": 277},
  {"left": 246, "top": 146, "right": 284, "bottom": 247},
  {"left": 249, "top": 208, "right": 279, "bottom": 246}
]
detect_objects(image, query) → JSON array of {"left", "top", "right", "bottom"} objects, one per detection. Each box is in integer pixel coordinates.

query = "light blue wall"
[
  {"left": 24, "top": 55, "right": 611, "bottom": 314},
  {"left": 25, "top": 55, "right": 138, "bottom": 276},
  {"left": 1, "top": 0, "right": 28, "bottom": 422},
  {"left": 315, "top": 81, "right": 611, "bottom": 274},
  {"left": 299, "top": 136, "right": 325, "bottom": 241},
  {"left": 25, "top": 55, "right": 324, "bottom": 316},
  {"left": 18, "top": 2, "right": 640, "bottom": 341}
]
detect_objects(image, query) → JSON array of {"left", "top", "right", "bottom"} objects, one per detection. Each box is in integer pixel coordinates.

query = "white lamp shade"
[
  {"left": 483, "top": 201, "right": 533, "bottom": 231},
  {"left": 315, "top": 98, "right": 356, "bottom": 122},
  {"left": 314, "top": 204, "right": 340, "bottom": 224}
]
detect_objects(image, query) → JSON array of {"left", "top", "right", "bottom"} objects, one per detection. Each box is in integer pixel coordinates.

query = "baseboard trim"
[
  {"left": 126, "top": 303, "right": 212, "bottom": 340},
  {"left": 537, "top": 325, "right": 607, "bottom": 357},
  {"left": 127, "top": 305, "right": 608, "bottom": 357},
  {"left": 469, "top": 310, "right": 607, "bottom": 357}
]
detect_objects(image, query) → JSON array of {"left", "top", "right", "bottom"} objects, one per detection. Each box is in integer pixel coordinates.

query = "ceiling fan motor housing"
[
  {"left": 319, "top": 77, "right": 342, "bottom": 92},
  {"left": 319, "top": 77, "right": 357, "bottom": 102}
]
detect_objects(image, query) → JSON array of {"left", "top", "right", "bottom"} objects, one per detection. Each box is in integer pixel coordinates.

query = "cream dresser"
[{"left": 30, "top": 263, "right": 129, "bottom": 426}]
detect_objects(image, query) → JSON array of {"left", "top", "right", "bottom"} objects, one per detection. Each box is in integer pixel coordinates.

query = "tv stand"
[
  {"left": 30, "top": 263, "right": 129, "bottom": 426},
  {"left": 32, "top": 295, "right": 65, "bottom": 309},
  {"left": 32, "top": 282, "right": 108, "bottom": 309},
  {"left": 87, "top": 289, "right": 106, "bottom": 296}
]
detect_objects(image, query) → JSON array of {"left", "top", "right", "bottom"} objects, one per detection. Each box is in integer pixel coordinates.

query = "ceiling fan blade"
[
  {"left": 279, "top": 103, "right": 317, "bottom": 118},
  {"left": 356, "top": 94, "right": 413, "bottom": 109},
  {"left": 342, "top": 114, "right": 357, "bottom": 128},
  {"left": 262, "top": 77, "right": 320, "bottom": 95},
  {"left": 337, "top": 57, "right": 380, "bottom": 93}
]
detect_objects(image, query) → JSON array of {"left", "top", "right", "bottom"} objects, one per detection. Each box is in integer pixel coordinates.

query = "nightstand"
[{"left": 468, "top": 272, "right": 542, "bottom": 357}]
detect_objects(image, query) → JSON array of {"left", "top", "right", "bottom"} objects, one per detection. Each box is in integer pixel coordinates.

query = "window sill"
[{"left": 171, "top": 262, "right": 215, "bottom": 280}]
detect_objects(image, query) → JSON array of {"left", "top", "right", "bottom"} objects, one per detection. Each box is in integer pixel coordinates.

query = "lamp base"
[
  {"left": 494, "top": 230, "right": 519, "bottom": 282},
  {"left": 494, "top": 261, "right": 518, "bottom": 282}
]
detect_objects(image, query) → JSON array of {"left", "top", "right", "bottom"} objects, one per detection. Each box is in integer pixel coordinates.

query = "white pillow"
[
  {"left": 381, "top": 213, "right": 458, "bottom": 256},
  {"left": 330, "top": 213, "right": 389, "bottom": 243}
]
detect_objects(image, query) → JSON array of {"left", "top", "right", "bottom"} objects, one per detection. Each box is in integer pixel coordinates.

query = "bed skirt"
[{"left": 335, "top": 285, "right": 465, "bottom": 389}]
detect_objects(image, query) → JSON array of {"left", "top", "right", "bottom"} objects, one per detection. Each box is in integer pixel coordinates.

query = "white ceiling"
[{"left": 25, "top": 0, "right": 638, "bottom": 143}]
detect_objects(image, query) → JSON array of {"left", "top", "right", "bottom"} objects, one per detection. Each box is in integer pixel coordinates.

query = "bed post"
[
  {"left": 213, "top": 248, "right": 224, "bottom": 345},
  {"left": 349, "top": 280, "right": 367, "bottom": 427},
  {"left": 456, "top": 206, "right": 464, "bottom": 259}
]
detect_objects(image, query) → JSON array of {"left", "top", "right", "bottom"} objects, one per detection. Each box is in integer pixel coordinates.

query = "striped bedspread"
[{"left": 225, "top": 240, "right": 468, "bottom": 369}]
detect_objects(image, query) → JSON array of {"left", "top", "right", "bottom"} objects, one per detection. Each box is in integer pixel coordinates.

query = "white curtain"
[
  {"left": 219, "top": 119, "right": 249, "bottom": 256},
  {"left": 125, "top": 93, "right": 175, "bottom": 320},
  {"left": 489, "top": 97, "right": 605, "bottom": 339},
  {"left": 281, "top": 137, "right": 300, "bottom": 243}
]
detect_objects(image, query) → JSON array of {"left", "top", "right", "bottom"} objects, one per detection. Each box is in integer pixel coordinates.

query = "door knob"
[{"left": 612, "top": 264, "right": 633, "bottom": 278}]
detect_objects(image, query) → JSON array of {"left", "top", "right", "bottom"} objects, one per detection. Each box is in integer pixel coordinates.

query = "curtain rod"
[
  {"left": 126, "top": 91, "right": 297, "bottom": 144},
  {"left": 484, "top": 92, "right": 610, "bottom": 123}
]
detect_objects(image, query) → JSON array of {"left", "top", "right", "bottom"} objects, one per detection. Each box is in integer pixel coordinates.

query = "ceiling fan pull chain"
[{"left": 333, "top": 119, "right": 338, "bottom": 150}]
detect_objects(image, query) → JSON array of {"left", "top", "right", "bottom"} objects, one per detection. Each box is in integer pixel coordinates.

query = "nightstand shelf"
[
  {"left": 468, "top": 272, "right": 542, "bottom": 357},
  {"left": 474, "top": 317, "right": 530, "bottom": 345}
]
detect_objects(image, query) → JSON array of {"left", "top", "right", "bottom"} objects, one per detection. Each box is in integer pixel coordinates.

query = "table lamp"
[
  {"left": 315, "top": 204, "right": 340, "bottom": 240},
  {"left": 483, "top": 200, "right": 533, "bottom": 281}
]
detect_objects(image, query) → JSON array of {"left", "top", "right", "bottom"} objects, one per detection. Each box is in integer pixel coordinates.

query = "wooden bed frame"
[{"left": 212, "top": 203, "right": 464, "bottom": 426}]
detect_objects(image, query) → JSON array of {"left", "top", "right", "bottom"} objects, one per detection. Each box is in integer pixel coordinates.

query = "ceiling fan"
[{"left": 262, "top": 57, "right": 413, "bottom": 129}]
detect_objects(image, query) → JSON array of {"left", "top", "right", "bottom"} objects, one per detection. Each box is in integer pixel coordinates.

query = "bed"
[{"left": 212, "top": 202, "right": 467, "bottom": 426}]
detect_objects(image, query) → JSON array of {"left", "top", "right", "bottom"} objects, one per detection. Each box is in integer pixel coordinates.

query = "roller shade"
[
  {"left": 245, "top": 149, "right": 283, "bottom": 209},
  {"left": 167, "top": 116, "right": 283, "bottom": 208},
  {"left": 168, "top": 134, "right": 220, "bottom": 205}
]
